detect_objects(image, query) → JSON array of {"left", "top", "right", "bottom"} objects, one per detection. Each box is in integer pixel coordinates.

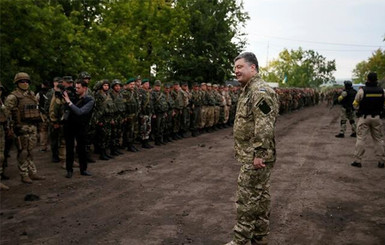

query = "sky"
[{"left": 241, "top": 0, "right": 385, "bottom": 80}]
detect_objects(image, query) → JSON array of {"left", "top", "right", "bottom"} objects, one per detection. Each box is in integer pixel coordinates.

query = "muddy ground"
[{"left": 1, "top": 103, "right": 385, "bottom": 245}]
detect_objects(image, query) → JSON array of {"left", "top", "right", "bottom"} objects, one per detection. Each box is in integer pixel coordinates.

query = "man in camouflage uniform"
[
  {"left": 93, "top": 80, "right": 114, "bottom": 160},
  {"left": 226, "top": 52, "right": 279, "bottom": 245},
  {"left": 109, "top": 79, "right": 124, "bottom": 155},
  {"left": 36, "top": 81, "right": 50, "bottom": 152},
  {"left": 228, "top": 84, "right": 238, "bottom": 126},
  {"left": 122, "top": 79, "right": 140, "bottom": 152},
  {"left": 151, "top": 80, "right": 168, "bottom": 145},
  {"left": 190, "top": 82, "right": 202, "bottom": 137},
  {"left": 163, "top": 83, "right": 175, "bottom": 142},
  {"left": 205, "top": 83, "right": 216, "bottom": 131},
  {"left": 138, "top": 79, "right": 154, "bottom": 148},
  {"left": 5, "top": 72, "right": 46, "bottom": 184},
  {"left": 199, "top": 83, "right": 208, "bottom": 133},
  {"left": 180, "top": 82, "right": 191, "bottom": 137},
  {"left": 212, "top": 84, "right": 222, "bottom": 128},
  {"left": 171, "top": 82, "right": 184, "bottom": 140},
  {"left": 0, "top": 81, "right": 10, "bottom": 190}
]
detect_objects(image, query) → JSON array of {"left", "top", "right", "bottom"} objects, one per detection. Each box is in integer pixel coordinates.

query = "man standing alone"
[{"left": 226, "top": 52, "right": 279, "bottom": 245}]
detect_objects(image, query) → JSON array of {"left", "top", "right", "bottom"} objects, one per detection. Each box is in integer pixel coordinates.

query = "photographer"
[{"left": 62, "top": 80, "right": 94, "bottom": 178}]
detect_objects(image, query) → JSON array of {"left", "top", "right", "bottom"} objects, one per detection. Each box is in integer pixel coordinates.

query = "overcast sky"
[{"left": 241, "top": 0, "right": 385, "bottom": 80}]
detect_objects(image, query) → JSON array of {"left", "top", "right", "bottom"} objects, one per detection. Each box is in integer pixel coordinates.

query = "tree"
[
  {"left": 353, "top": 49, "right": 385, "bottom": 87},
  {"left": 262, "top": 48, "right": 336, "bottom": 88}
]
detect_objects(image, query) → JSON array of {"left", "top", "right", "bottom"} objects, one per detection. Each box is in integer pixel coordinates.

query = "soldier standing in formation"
[
  {"left": 4, "top": 72, "right": 46, "bottom": 184},
  {"left": 0, "top": 81, "right": 10, "bottom": 190},
  {"left": 138, "top": 79, "right": 154, "bottom": 148},
  {"left": 122, "top": 79, "right": 140, "bottom": 152},
  {"left": 190, "top": 82, "right": 202, "bottom": 137},
  {"left": 335, "top": 80, "right": 357, "bottom": 138},
  {"left": 351, "top": 72, "right": 385, "bottom": 168},
  {"left": 226, "top": 52, "right": 279, "bottom": 245},
  {"left": 163, "top": 83, "right": 175, "bottom": 142},
  {"left": 151, "top": 80, "right": 168, "bottom": 145},
  {"left": 109, "top": 79, "right": 124, "bottom": 156}
]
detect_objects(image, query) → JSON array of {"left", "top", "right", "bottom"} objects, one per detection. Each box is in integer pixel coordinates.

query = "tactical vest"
[
  {"left": 341, "top": 88, "right": 356, "bottom": 109},
  {"left": 153, "top": 91, "right": 168, "bottom": 113},
  {"left": 123, "top": 90, "right": 139, "bottom": 115},
  {"left": 358, "top": 86, "right": 384, "bottom": 117},
  {"left": 11, "top": 90, "right": 41, "bottom": 124},
  {"left": 103, "top": 93, "right": 116, "bottom": 115},
  {"left": 111, "top": 92, "right": 126, "bottom": 113}
]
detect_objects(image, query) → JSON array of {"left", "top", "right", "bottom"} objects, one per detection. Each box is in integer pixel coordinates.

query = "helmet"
[
  {"left": 78, "top": 71, "right": 91, "bottom": 80},
  {"left": 14, "top": 72, "right": 30, "bottom": 83},
  {"left": 344, "top": 80, "right": 352, "bottom": 88},
  {"left": 93, "top": 81, "right": 103, "bottom": 91},
  {"left": 111, "top": 79, "right": 122, "bottom": 87}
]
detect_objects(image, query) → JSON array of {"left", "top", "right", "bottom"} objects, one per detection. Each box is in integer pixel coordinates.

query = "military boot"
[
  {"left": 142, "top": 140, "right": 153, "bottom": 149},
  {"left": 335, "top": 133, "right": 344, "bottom": 138},
  {"left": 30, "top": 174, "right": 46, "bottom": 181},
  {"left": 127, "top": 144, "right": 137, "bottom": 152},
  {"left": 21, "top": 175, "right": 33, "bottom": 184},
  {"left": 0, "top": 182, "right": 9, "bottom": 191},
  {"left": 99, "top": 149, "right": 110, "bottom": 160}
]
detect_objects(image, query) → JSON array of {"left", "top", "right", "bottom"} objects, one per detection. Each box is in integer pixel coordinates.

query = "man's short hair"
[
  {"left": 234, "top": 52, "right": 259, "bottom": 72},
  {"left": 76, "top": 80, "right": 88, "bottom": 87},
  {"left": 367, "top": 72, "right": 378, "bottom": 82}
]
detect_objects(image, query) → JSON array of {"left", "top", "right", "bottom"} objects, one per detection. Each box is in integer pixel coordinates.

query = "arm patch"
[{"left": 258, "top": 99, "right": 271, "bottom": 114}]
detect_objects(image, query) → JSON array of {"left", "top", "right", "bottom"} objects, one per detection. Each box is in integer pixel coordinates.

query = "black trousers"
[{"left": 64, "top": 123, "right": 87, "bottom": 173}]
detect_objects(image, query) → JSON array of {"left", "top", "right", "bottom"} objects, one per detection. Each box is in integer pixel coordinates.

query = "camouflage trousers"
[
  {"left": 15, "top": 124, "right": 38, "bottom": 177},
  {"left": 38, "top": 115, "right": 49, "bottom": 149},
  {"left": 353, "top": 115, "right": 385, "bottom": 163},
  {"left": 205, "top": 106, "right": 215, "bottom": 127},
  {"left": 190, "top": 106, "right": 201, "bottom": 131},
  {"left": 0, "top": 126, "right": 4, "bottom": 175},
  {"left": 199, "top": 106, "right": 207, "bottom": 129},
  {"left": 214, "top": 106, "right": 220, "bottom": 125},
  {"left": 232, "top": 162, "right": 272, "bottom": 244},
  {"left": 50, "top": 125, "right": 66, "bottom": 161},
  {"left": 181, "top": 107, "right": 190, "bottom": 132},
  {"left": 96, "top": 122, "right": 111, "bottom": 150},
  {"left": 339, "top": 107, "right": 356, "bottom": 134},
  {"left": 111, "top": 119, "right": 123, "bottom": 148},
  {"left": 173, "top": 110, "right": 181, "bottom": 133},
  {"left": 125, "top": 114, "right": 137, "bottom": 145},
  {"left": 224, "top": 105, "right": 230, "bottom": 124},
  {"left": 139, "top": 114, "right": 152, "bottom": 140},
  {"left": 153, "top": 113, "right": 166, "bottom": 139}
]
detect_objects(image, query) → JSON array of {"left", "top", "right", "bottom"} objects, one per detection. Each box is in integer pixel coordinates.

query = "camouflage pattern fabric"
[{"left": 232, "top": 74, "right": 279, "bottom": 244}]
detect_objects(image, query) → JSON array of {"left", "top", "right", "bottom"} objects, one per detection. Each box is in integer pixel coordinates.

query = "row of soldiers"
[{"left": 276, "top": 88, "right": 321, "bottom": 114}]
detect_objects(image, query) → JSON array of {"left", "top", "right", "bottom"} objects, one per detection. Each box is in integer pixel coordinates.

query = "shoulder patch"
[{"left": 257, "top": 99, "right": 271, "bottom": 114}]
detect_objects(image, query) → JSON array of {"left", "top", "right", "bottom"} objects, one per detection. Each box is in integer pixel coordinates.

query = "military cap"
[
  {"left": 181, "top": 81, "right": 188, "bottom": 86},
  {"left": 63, "top": 76, "right": 73, "bottom": 82},
  {"left": 192, "top": 82, "right": 199, "bottom": 87},
  {"left": 78, "top": 71, "right": 91, "bottom": 80},
  {"left": 142, "top": 78, "right": 149, "bottom": 84},
  {"left": 206, "top": 83, "right": 212, "bottom": 86},
  {"left": 164, "top": 83, "right": 171, "bottom": 88},
  {"left": 219, "top": 85, "right": 224, "bottom": 88},
  {"left": 201, "top": 82, "right": 206, "bottom": 86},
  {"left": 213, "top": 84, "right": 218, "bottom": 88},
  {"left": 53, "top": 77, "right": 62, "bottom": 83},
  {"left": 173, "top": 81, "right": 180, "bottom": 86},
  {"left": 126, "top": 77, "right": 136, "bottom": 84},
  {"left": 154, "top": 80, "right": 162, "bottom": 86}
]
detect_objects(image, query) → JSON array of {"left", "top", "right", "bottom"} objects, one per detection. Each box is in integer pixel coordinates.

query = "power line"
[{"left": 261, "top": 35, "right": 385, "bottom": 48}]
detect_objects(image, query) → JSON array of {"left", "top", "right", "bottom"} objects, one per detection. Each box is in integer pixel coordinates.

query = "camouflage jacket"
[{"left": 233, "top": 74, "right": 279, "bottom": 164}]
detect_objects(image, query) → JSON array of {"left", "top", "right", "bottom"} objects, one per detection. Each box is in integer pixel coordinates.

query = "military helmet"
[
  {"left": 78, "top": 71, "right": 91, "bottom": 80},
  {"left": 344, "top": 80, "right": 352, "bottom": 88},
  {"left": 111, "top": 79, "right": 122, "bottom": 87},
  {"left": 93, "top": 81, "right": 103, "bottom": 91},
  {"left": 14, "top": 72, "right": 30, "bottom": 83},
  {"left": 154, "top": 80, "right": 162, "bottom": 86}
]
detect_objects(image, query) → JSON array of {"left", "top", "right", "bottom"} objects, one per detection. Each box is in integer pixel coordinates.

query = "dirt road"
[{"left": 1, "top": 104, "right": 384, "bottom": 245}]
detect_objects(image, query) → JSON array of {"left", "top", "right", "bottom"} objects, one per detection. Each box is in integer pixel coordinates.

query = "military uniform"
[
  {"left": 5, "top": 72, "right": 45, "bottom": 183},
  {"left": 232, "top": 74, "right": 279, "bottom": 244},
  {"left": 351, "top": 73, "right": 385, "bottom": 168},
  {"left": 180, "top": 83, "right": 191, "bottom": 137},
  {"left": 152, "top": 80, "right": 168, "bottom": 145},
  {"left": 0, "top": 82, "right": 10, "bottom": 190},
  {"left": 171, "top": 83, "right": 184, "bottom": 139},
  {"left": 335, "top": 81, "right": 357, "bottom": 138},
  {"left": 109, "top": 80, "right": 125, "bottom": 155},
  {"left": 205, "top": 84, "right": 216, "bottom": 131},
  {"left": 138, "top": 79, "right": 154, "bottom": 148},
  {"left": 190, "top": 83, "right": 202, "bottom": 136},
  {"left": 164, "top": 84, "right": 175, "bottom": 142}
]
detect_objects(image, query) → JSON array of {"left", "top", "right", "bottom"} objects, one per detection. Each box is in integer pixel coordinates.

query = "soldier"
[
  {"left": 180, "top": 82, "right": 191, "bottom": 137},
  {"left": 109, "top": 79, "right": 125, "bottom": 155},
  {"left": 138, "top": 79, "right": 154, "bottom": 148},
  {"left": 151, "top": 80, "right": 168, "bottom": 145},
  {"left": 226, "top": 52, "right": 279, "bottom": 245},
  {"left": 45, "top": 77, "right": 63, "bottom": 163},
  {"left": 199, "top": 83, "right": 208, "bottom": 133},
  {"left": 205, "top": 83, "right": 216, "bottom": 132},
  {"left": 122, "top": 78, "right": 140, "bottom": 152},
  {"left": 4, "top": 72, "right": 46, "bottom": 184},
  {"left": 93, "top": 80, "right": 114, "bottom": 160},
  {"left": 163, "top": 83, "right": 175, "bottom": 142},
  {"left": 228, "top": 84, "right": 238, "bottom": 126},
  {"left": 223, "top": 85, "right": 232, "bottom": 126},
  {"left": 351, "top": 72, "right": 385, "bottom": 168},
  {"left": 190, "top": 82, "right": 202, "bottom": 137},
  {"left": 0, "top": 81, "right": 10, "bottom": 190},
  {"left": 171, "top": 82, "right": 184, "bottom": 140},
  {"left": 335, "top": 80, "right": 357, "bottom": 138},
  {"left": 35, "top": 81, "right": 50, "bottom": 152}
]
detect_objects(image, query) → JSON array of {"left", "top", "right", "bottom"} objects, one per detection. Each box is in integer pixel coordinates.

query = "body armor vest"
[
  {"left": 341, "top": 88, "right": 356, "bottom": 110},
  {"left": 358, "top": 86, "right": 384, "bottom": 117},
  {"left": 11, "top": 90, "right": 40, "bottom": 123}
]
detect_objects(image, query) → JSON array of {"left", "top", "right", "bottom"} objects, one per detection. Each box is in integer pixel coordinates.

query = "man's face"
[
  {"left": 136, "top": 80, "right": 142, "bottom": 88},
  {"left": 193, "top": 86, "right": 199, "bottom": 91},
  {"left": 83, "top": 78, "right": 90, "bottom": 84},
  {"left": 17, "top": 80, "right": 30, "bottom": 91},
  {"left": 173, "top": 85, "right": 180, "bottom": 91},
  {"left": 182, "top": 85, "right": 188, "bottom": 91},
  {"left": 128, "top": 82, "right": 135, "bottom": 90},
  {"left": 154, "top": 85, "right": 161, "bottom": 91},
  {"left": 102, "top": 83, "right": 109, "bottom": 92},
  {"left": 113, "top": 84, "right": 121, "bottom": 92},
  {"left": 234, "top": 58, "right": 256, "bottom": 85},
  {"left": 164, "top": 87, "right": 170, "bottom": 93},
  {"left": 142, "top": 82, "right": 149, "bottom": 90},
  {"left": 76, "top": 83, "right": 86, "bottom": 96},
  {"left": 207, "top": 86, "right": 212, "bottom": 91},
  {"left": 201, "top": 85, "right": 207, "bottom": 91}
]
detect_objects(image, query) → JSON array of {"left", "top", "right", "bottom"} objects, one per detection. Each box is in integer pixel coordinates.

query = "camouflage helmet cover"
[
  {"left": 111, "top": 79, "right": 122, "bottom": 87},
  {"left": 78, "top": 71, "right": 91, "bottom": 80},
  {"left": 14, "top": 72, "right": 30, "bottom": 83}
]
